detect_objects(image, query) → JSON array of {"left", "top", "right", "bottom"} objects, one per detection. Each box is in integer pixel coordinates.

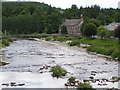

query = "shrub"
[
  {"left": 50, "top": 65, "right": 67, "bottom": 78},
  {"left": 83, "top": 23, "right": 97, "bottom": 37},
  {"left": 45, "top": 37, "right": 53, "bottom": 41},
  {"left": 68, "top": 77, "right": 76, "bottom": 83},
  {"left": 7, "top": 38, "right": 13, "bottom": 42},
  {"left": 111, "top": 49, "right": 120, "bottom": 59},
  {"left": 53, "top": 36, "right": 75, "bottom": 42},
  {"left": 0, "top": 61, "right": 9, "bottom": 66},
  {"left": 2, "top": 39, "right": 9, "bottom": 46},
  {"left": 76, "top": 82, "right": 93, "bottom": 89},
  {"left": 68, "top": 40, "right": 80, "bottom": 46}
]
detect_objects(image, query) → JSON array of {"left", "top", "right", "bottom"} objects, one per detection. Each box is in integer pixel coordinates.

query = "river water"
[{"left": 0, "top": 39, "right": 119, "bottom": 89}]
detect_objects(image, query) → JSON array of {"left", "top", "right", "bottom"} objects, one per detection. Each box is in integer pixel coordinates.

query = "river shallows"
[{"left": 0, "top": 40, "right": 119, "bottom": 89}]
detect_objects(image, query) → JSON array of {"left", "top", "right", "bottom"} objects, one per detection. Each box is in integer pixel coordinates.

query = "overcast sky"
[{"left": 4, "top": 0, "right": 120, "bottom": 9}]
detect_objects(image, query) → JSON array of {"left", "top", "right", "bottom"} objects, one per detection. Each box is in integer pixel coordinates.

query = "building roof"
[
  {"left": 61, "top": 19, "right": 83, "bottom": 26},
  {"left": 104, "top": 22, "right": 120, "bottom": 31}
]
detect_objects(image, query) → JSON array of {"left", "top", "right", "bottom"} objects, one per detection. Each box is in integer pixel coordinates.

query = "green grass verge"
[
  {"left": 1, "top": 38, "right": 13, "bottom": 47},
  {"left": 69, "top": 37, "right": 119, "bottom": 61}
]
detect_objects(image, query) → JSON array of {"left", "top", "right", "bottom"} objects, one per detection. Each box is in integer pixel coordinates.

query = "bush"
[
  {"left": 54, "top": 36, "right": 75, "bottom": 42},
  {"left": 68, "top": 77, "right": 76, "bottom": 83},
  {"left": 76, "top": 82, "right": 93, "bottom": 89},
  {"left": 7, "top": 38, "right": 13, "bottom": 42},
  {"left": 45, "top": 37, "right": 53, "bottom": 41},
  {"left": 2, "top": 39, "right": 10, "bottom": 46},
  {"left": 83, "top": 23, "right": 97, "bottom": 37},
  {"left": 50, "top": 65, "right": 67, "bottom": 78},
  {"left": 111, "top": 49, "right": 120, "bottom": 59},
  {"left": 68, "top": 40, "right": 80, "bottom": 46},
  {"left": 0, "top": 61, "right": 9, "bottom": 66}
]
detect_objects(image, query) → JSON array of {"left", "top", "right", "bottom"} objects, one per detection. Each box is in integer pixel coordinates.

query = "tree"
[
  {"left": 88, "top": 18, "right": 100, "bottom": 27},
  {"left": 97, "top": 26, "right": 109, "bottom": 39},
  {"left": 97, "top": 13, "right": 106, "bottom": 25},
  {"left": 83, "top": 23, "right": 97, "bottom": 37},
  {"left": 114, "top": 25, "right": 120, "bottom": 42},
  {"left": 61, "top": 26, "right": 67, "bottom": 34},
  {"left": 115, "top": 12, "right": 120, "bottom": 22}
]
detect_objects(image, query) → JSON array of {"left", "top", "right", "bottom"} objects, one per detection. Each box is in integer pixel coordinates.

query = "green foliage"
[
  {"left": 97, "top": 13, "right": 106, "bottom": 25},
  {"left": 83, "top": 23, "right": 97, "bottom": 37},
  {"left": 45, "top": 37, "right": 53, "bottom": 41},
  {"left": 97, "top": 26, "right": 109, "bottom": 39},
  {"left": 68, "top": 40, "right": 80, "bottom": 46},
  {"left": 2, "top": 39, "right": 10, "bottom": 46},
  {"left": 7, "top": 38, "right": 13, "bottom": 42},
  {"left": 0, "top": 61, "right": 9, "bottom": 66},
  {"left": 2, "top": 2, "right": 119, "bottom": 35},
  {"left": 61, "top": 25, "right": 68, "bottom": 34},
  {"left": 68, "top": 77, "right": 76, "bottom": 83},
  {"left": 76, "top": 83, "right": 92, "bottom": 88},
  {"left": 54, "top": 36, "right": 75, "bottom": 42},
  {"left": 111, "top": 49, "right": 120, "bottom": 59},
  {"left": 50, "top": 65, "right": 67, "bottom": 78},
  {"left": 88, "top": 18, "right": 100, "bottom": 27}
]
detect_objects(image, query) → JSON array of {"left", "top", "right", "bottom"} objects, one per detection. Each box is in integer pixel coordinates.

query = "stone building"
[{"left": 59, "top": 17, "right": 83, "bottom": 36}]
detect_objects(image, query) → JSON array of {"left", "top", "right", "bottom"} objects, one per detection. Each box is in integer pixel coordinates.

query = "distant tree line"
[{"left": 2, "top": 2, "right": 120, "bottom": 35}]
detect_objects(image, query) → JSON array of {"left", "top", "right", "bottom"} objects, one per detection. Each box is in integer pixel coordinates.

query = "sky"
[{"left": 4, "top": 0, "right": 120, "bottom": 9}]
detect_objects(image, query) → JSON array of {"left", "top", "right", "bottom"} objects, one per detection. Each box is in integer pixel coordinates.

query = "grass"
[
  {"left": 43, "top": 36, "right": 75, "bottom": 42},
  {"left": 1, "top": 38, "right": 13, "bottom": 47},
  {"left": 68, "top": 40, "right": 80, "bottom": 46},
  {"left": 50, "top": 65, "right": 67, "bottom": 78},
  {"left": 68, "top": 77, "right": 76, "bottom": 83},
  {"left": 0, "top": 61, "right": 9, "bottom": 66},
  {"left": 76, "top": 82, "right": 93, "bottom": 89},
  {"left": 53, "top": 36, "right": 75, "bottom": 42},
  {"left": 68, "top": 37, "right": 120, "bottom": 61},
  {"left": 45, "top": 37, "right": 53, "bottom": 41}
]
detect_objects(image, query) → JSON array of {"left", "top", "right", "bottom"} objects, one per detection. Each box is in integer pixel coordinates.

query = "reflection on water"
[{"left": 0, "top": 40, "right": 119, "bottom": 89}]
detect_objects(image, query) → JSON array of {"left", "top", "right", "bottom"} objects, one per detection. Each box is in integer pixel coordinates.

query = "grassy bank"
[
  {"left": 38, "top": 36, "right": 76, "bottom": 42},
  {"left": 0, "top": 38, "right": 13, "bottom": 48},
  {"left": 69, "top": 37, "right": 120, "bottom": 61}
]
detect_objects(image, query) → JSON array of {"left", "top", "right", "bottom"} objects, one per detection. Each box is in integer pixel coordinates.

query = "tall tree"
[{"left": 83, "top": 23, "right": 97, "bottom": 37}]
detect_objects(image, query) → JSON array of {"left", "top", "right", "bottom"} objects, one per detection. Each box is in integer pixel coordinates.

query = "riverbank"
[
  {"left": 0, "top": 37, "right": 13, "bottom": 66},
  {"left": 35, "top": 36, "right": 120, "bottom": 61}
]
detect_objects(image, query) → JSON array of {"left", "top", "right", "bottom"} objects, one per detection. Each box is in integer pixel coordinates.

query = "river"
[{"left": 0, "top": 39, "right": 119, "bottom": 89}]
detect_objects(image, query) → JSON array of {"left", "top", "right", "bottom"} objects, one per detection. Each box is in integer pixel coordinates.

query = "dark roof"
[{"left": 62, "top": 19, "right": 82, "bottom": 26}]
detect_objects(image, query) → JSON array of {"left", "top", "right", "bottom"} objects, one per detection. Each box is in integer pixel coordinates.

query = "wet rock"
[
  {"left": 59, "top": 54, "right": 64, "bottom": 56},
  {"left": 40, "top": 71, "right": 43, "bottom": 73},
  {"left": 64, "top": 83, "right": 69, "bottom": 86},
  {"left": 10, "top": 82, "right": 16, "bottom": 85},
  {"left": 103, "top": 83, "right": 107, "bottom": 85},
  {"left": 91, "top": 73, "right": 96, "bottom": 76},
  {"left": 83, "top": 80, "right": 89, "bottom": 82},
  {"left": 91, "top": 71, "right": 97, "bottom": 73},
  {"left": 91, "top": 79, "right": 96, "bottom": 83},
  {"left": 89, "top": 76, "right": 94, "bottom": 79},
  {"left": 2, "top": 83, "right": 9, "bottom": 86},
  {"left": 17, "top": 83, "right": 25, "bottom": 86},
  {"left": 101, "top": 78, "right": 109, "bottom": 81},
  {"left": 98, "top": 83, "right": 102, "bottom": 86}
]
